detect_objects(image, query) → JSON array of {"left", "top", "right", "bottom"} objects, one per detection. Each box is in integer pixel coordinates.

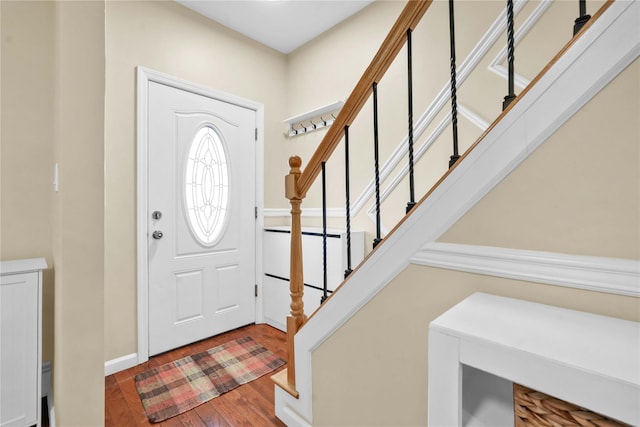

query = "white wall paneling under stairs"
[{"left": 263, "top": 227, "right": 365, "bottom": 331}]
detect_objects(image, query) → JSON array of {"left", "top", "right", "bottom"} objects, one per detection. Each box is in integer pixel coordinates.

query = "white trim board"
[
  {"left": 136, "top": 67, "right": 265, "bottom": 364},
  {"left": 412, "top": 243, "right": 640, "bottom": 297},
  {"left": 275, "top": 2, "right": 640, "bottom": 424}
]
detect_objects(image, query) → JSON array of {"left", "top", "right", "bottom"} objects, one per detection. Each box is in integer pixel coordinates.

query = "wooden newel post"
[{"left": 285, "top": 155, "right": 307, "bottom": 391}]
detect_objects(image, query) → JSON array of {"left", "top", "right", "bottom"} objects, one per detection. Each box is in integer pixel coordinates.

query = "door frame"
[{"left": 136, "top": 67, "right": 265, "bottom": 364}]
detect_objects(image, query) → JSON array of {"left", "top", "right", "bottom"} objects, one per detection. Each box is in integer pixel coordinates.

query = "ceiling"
[{"left": 176, "top": 0, "right": 374, "bottom": 54}]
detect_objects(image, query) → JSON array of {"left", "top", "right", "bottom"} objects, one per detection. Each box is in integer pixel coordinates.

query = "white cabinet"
[
  {"left": 428, "top": 293, "right": 640, "bottom": 427},
  {"left": 263, "top": 227, "right": 365, "bottom": 331},
  {"left": 1, "top": 258, "right": 47, "bottom": 427}
]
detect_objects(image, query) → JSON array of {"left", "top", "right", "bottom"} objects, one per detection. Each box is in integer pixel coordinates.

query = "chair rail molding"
[{"left": 412, "top": 242, "right": 640, "bottom": 297}]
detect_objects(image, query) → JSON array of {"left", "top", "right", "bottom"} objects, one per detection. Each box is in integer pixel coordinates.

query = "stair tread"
[{"left": 271, "top": 369, "right": 299, "bottom": 399}]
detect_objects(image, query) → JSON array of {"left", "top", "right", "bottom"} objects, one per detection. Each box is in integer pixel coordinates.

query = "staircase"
[{"left": 273, "top": 1, "right": 639, "bottom": 425}]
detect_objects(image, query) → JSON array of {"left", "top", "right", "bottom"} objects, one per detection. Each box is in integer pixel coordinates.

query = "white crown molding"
[
  {"left": 412, "top": 243, "right": 640, "bottom": 297},
  {"left": 279, "top": 2, "right": 640, "bottom": 424}
]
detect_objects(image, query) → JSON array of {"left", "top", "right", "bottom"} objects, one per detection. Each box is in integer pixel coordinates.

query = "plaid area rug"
[{"left": 135, "top": 336, "right": 285, "bottom": 423}]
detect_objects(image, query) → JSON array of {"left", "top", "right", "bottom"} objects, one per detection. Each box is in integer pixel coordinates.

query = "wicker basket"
[{"left": 513, "top": 383, "right": 631, "bottom": 427}]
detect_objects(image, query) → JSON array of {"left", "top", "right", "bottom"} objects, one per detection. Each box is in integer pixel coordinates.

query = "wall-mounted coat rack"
[{"left": 283, "top": 100, "right": 344, "bottom": 137}]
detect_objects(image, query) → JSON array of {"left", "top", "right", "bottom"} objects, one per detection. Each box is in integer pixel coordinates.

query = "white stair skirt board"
[
  {"left": 273, "top": 2, "right": 640, "bottom": 425},
  {"left": 428, "top": 293, "right": 640, "bottom": 426},
  {"left": 412, "top": 243, "right": 640, "bottom": 298}
]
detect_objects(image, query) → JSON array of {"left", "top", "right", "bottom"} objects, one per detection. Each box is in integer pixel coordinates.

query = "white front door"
[{"left": 147, "top": 80, "right": 256, "bottom": 356}]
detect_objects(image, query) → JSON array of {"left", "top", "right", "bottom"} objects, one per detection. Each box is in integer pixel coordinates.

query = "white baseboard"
[
  {"left": 264, "top": 317, "right": 286, "bottom": 333},
  {"left": 104, "top": 352, "right": 138, "bottom": 376},
  {"left": 48, "top": 406, "right": 56, "bottom": 427},
  {"left": 274, "top": 388, "right": 313, "bottom": 427}
]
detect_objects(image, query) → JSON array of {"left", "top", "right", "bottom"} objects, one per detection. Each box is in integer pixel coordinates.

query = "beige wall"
[
  {"left": 311, "top": 57, "right": 640, "bottom": 425},
  {"left": 313, "top": 265, "right": 640, "bottom": 426},
  {"left": 1, "top": 2, "right": 105, "bottom": 424},
  {"left": 52, "top": 1, "right": 105, "bottom": 425},
  {"left": 440, "top": 59, "right": 640, "bottom": 260},
  {"left": 103, "top": 1, "right": 288, "bottom": 360},
  {"left": 0, "top": 0, "right": 55, "bottom": 364}
]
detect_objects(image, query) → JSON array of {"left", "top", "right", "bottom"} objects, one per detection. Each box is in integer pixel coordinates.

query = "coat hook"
[{"left": 293, "top": 123, "right": 305, "bottom": 135}]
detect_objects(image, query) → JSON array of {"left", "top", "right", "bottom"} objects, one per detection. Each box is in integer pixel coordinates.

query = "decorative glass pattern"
[{"left": 184, "top": 126, "right": 229, "bottom": 246}]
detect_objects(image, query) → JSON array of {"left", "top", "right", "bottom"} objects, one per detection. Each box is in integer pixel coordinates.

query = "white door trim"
[{"left": 136, "top": 67, "right": 264, "bottom": 364}]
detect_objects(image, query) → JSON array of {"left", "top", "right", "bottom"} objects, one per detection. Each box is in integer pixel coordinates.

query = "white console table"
[
  {"left": 428, "top": 293, "right": 640, "bottom": 426},
  {"left": 1, "top": 258, "right": 47, "bottom": 427}
]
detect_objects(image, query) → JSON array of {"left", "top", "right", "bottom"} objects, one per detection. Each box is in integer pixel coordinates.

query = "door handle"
[{"left": 152, "top": 230, "right": 164, "bottom": 240}]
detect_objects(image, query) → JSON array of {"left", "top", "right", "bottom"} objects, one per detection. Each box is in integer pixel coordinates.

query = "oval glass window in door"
[{"left": 184, "top": 126, "right": 229, "bottom": 246}]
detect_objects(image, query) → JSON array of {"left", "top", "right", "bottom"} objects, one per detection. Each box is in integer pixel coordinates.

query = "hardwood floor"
[{"left": 105, "top": 324, "right": 287, "bottom": 427}]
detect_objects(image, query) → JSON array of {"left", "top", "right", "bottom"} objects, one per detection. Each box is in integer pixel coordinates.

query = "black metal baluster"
[
  {"left": 321, "top": 161, "right": 328, "bottom": 304},
  {"left": 373, "top": 82, "right": 382, "bottom": 249},
  {"left": 448, "top": 0, "right": 460, "bottom": 168},
  {"left": 344, "top": 126, "right": 353, "bottom": 279},
  {"left": 406, "top": 28, "right": 417, "bottom": 213},
  {"left": 573, "top": 0, "right": 591, "bottom": 35},
  {"left": 503, "top": 0, "right": 517, "bottom": 110}
]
